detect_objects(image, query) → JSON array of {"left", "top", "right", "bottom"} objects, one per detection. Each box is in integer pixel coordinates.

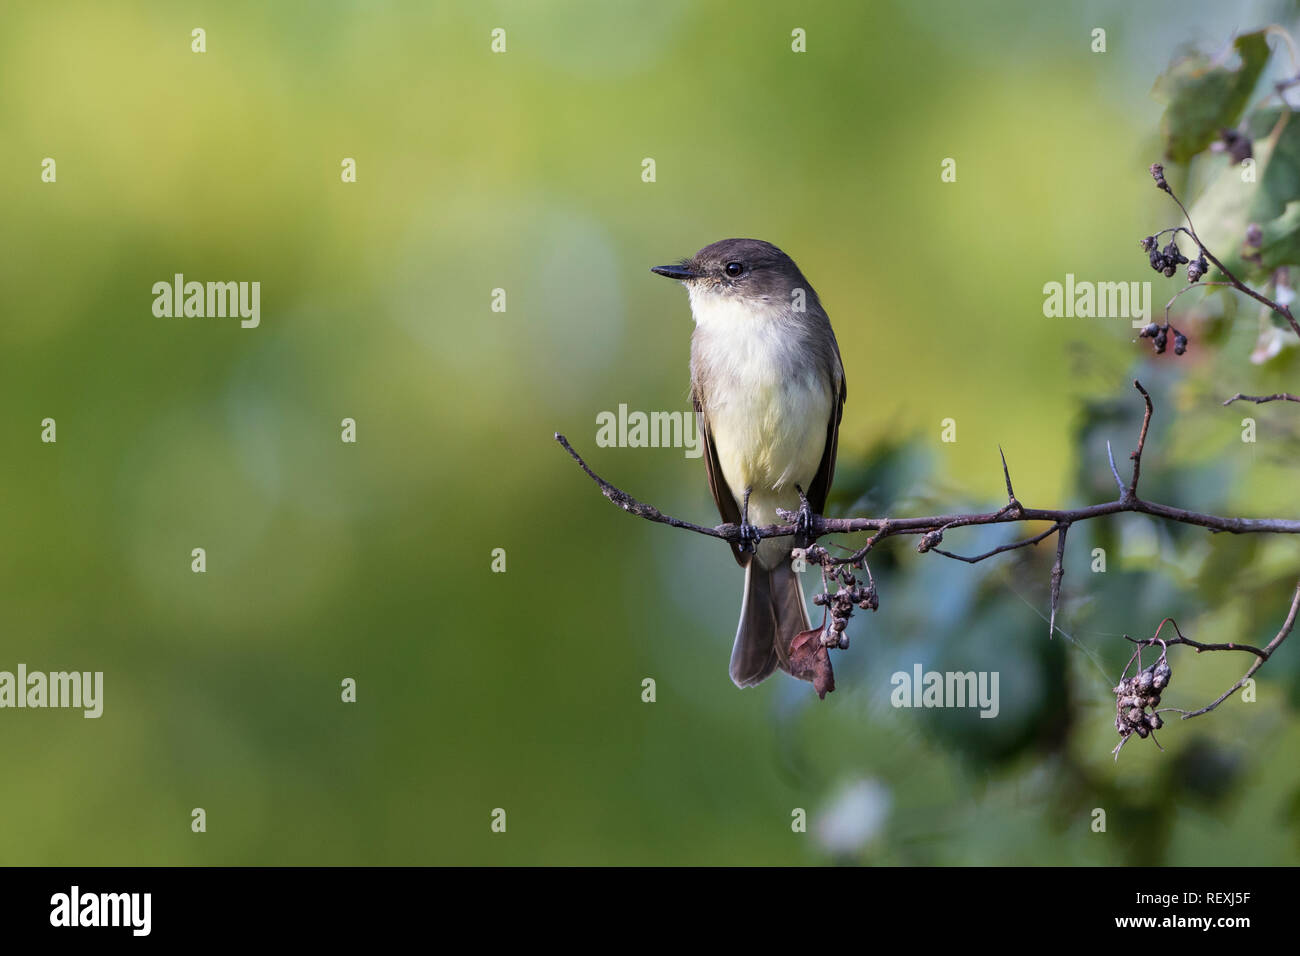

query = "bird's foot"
[
  {"left": 738, "top": 487, "right": 761, "bottom": 555},
  {"left": 793, "top": 484, "right": 816, "bottom": 543}
]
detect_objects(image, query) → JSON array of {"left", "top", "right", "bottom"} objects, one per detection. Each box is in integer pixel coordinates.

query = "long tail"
[{"left": 729, "top": 561, "right": 811, "bottom": 688}]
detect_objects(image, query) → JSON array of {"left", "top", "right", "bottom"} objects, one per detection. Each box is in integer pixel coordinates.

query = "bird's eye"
[{"left": 724, "top": 262, "right": 744, "bottom": 277}]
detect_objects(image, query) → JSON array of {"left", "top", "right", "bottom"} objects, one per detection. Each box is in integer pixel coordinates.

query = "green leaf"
[
  {"left": 1257, "top": 200, "right": 1300, "bottom": 269},
  {"left": 1183, "top": 110, "right": 1300, "bottom": 278},
  {"left": 1185, "top": 142, "right": 1267, "bottom": 277},
  {"left": 1247, "top": 108, "right": 1300, "bottom": 222},
  {"left": 1154, "top": 30, "right": 1271, "bottom": 163}
]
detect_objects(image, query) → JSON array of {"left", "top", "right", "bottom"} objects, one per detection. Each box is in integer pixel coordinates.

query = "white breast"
[{"left": 689, "top": 288, "right": 833, "bottom": 547}]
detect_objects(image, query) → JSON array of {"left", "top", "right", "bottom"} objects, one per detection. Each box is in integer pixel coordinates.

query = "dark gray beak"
[{"left": 651, "top": 263, "right": 698, "bottom": 281}]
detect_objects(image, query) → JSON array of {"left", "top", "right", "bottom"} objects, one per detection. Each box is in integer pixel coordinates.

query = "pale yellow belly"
[{"left": 708, "top": 371, "right": 832, "bottom": 568}]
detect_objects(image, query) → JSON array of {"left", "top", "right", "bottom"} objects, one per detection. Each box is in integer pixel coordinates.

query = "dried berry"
[
  {"left": 1161, "top": 241, "right": 1189, "bottom": 266},
  {"left": 1114, "top": 649, "right": 1174, "bottom": 754},
  {"left": 1153, "top": 658, "right": 1171, "bottom": 691},
  {"left": 917, "top": 529, "right": 944, "bottom": 553}
]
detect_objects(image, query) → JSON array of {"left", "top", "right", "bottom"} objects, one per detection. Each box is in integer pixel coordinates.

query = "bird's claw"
[
  {"left": 737, "top": 487, "right": 761, "bottom": 554},
  {"left": 793, "top": 485, "right": 816, "bottom": 543}
]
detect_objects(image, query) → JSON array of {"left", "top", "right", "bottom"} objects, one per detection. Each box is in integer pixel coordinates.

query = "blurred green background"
[{"left": 2, "top": 0, "right": 1299, "bottom": 864}]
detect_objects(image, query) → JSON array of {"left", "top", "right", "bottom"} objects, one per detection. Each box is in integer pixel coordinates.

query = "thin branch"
[
  {"left": 554, "top": 433, "right": 725, "bottom": 539},
  {"left": 1126, "top": 380, "right": 1153, "bottom": 499},
  {"left": 930, "top": 523, "right": 1058, "bottom": 564},
  {"left": 1106, "top": 440, "right": 1124, "bottom": 494},
  {"left": 1164, "top": 582, "right": 1300, "bottom": 719},
  {"left": 1163, "top": 281, "right": 1234, "bottom": 324},
  {"left": 1127, "top": 617, "right": 1268, "bottom": 659},
  {"left": 1223, "top": 392, "right": 1300, "bottom": 406},
  {"left": 1201, "top": 244, "right": 1300, "bottom": 340}
]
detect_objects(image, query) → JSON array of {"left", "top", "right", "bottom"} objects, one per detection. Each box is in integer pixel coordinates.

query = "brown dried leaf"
[{"left": 788, "top": 627, "right": 835, "bottom": 699}]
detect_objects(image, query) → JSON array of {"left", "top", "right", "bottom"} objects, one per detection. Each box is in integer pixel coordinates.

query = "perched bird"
[{"left": 652, "top": 239, "right": 846, "bottom": 693}]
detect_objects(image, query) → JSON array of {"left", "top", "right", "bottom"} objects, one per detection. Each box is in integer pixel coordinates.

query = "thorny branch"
[
  {"left": 555, "top": 384, "right": 1300, "bottom": 553},
  {"left": 556, "top": 379, "right": 1300, "bottom": 752}
]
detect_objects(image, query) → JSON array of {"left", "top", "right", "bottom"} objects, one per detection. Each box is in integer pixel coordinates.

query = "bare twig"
[
  {"left": 1127, "top": 380, "right": 1153, "bottom": 499},
  {"left": 1158, "top": 583, "right": 1300, "bottom": 719},
  {"left": 1128, "top": 617, "right": 1269, "bottom": 659},
  {"left": 1106, "top": 440, "right": 1124, "bottom": 494},
  {"left": 1163, "top": 281, "right": 1234, "bottom": 324},
  {"left": 930, "top": 523, "right": 1059, "bottom": 564},
  {"left": 554, "top": 433, "right": 725, "bottom": 539},
  {"left": 1223, "top": 392, "right": 1300, "bottom": 405}
]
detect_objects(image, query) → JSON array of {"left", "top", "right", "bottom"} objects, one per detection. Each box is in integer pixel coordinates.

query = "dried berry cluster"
[
  {"left": 804, "top": 545, "right": 877, "bottom": 650},
  {"left": 1140, "top": 234, "right": 1207, "bottom": 282},
  {"left": 812, "top": 567, "right": 877, "bottom": 649},
  {"left": 1138, "top": 321, "right": 1188, "bottom": 355},
  {"left": 1114, "top": 653, "right": 1173, "bottom": 745},
  {"left": 1135, "top": 163, "right": 1211, "bottom": 357}
]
